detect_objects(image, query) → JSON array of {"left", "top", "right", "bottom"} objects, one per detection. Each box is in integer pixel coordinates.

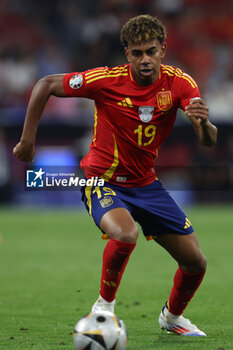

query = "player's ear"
[
  {"left": 124, "top": 47, "right": 131, "bottom": 62},
  {"left": 160, "top": 41, "right": 167, "bottom": 59}
]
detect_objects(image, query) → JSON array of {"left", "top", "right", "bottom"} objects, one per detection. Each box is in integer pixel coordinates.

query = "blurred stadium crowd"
[
  {"left": 1, "top": 0, "right": 233, "bottom": 123},
  {"left": 0, "top": 0, "right": 232, "bottom": 204}
]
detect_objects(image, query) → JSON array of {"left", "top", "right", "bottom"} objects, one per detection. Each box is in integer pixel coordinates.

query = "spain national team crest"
[
  {"left": 156, "top": 91, "right": 172, "bottom": 111},
  {"left": 100, "top": 196, "right": 114, "bottom": 208},
  {"left": 138, "top": 106, "right": 154, "bottom": 123}
]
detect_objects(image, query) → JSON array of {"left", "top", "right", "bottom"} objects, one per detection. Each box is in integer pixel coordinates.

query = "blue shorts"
[{"left": 81, "top": 179, "right": 194, "bottom": 239}]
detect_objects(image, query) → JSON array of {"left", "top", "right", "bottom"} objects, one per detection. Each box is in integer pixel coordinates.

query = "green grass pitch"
[{"left": 0, "top": 205, "right": 232, "bottom": 350}]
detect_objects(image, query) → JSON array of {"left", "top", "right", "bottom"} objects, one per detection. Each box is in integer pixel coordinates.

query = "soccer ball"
[{"left": 73, "top": 311, "right": 127, "bottom": 350}]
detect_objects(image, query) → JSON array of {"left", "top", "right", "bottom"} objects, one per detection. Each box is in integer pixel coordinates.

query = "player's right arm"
[{"left": 13, "top": 74, "right": 66, "bottom": 162}]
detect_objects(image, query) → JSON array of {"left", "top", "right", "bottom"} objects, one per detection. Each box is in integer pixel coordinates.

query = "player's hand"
[
  {"left": 13, "top": 140, "right": 35, "bottom": 162},
  {"left": 185, "top": 97, "right": 209, "bottom": 127}
]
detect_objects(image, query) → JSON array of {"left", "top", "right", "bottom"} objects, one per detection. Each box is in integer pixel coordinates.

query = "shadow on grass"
[{"left": 127, "top": 332, "right": 208, "bottom": 350}]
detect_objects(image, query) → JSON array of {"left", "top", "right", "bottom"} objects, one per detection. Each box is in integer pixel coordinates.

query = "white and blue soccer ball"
[{"left": 73, "top": 311, "right": 127, "bottom": 350}]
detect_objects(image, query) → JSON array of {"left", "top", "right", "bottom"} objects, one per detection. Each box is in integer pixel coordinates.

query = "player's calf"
[{"left": 168, "top": 265, "right": 206, "bottom": 316}]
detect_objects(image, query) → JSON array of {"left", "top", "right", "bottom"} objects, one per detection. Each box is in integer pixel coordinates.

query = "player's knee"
[
  {"left": 122, "top": 223, "right": 139, "bottom": 243},
  {"left": 107, "top": 222, "right": 139, "bottom": 243},
  {"left": 100, "top": 208, "right": 139, "bottom": 243},
  {"left": 198, "top": 254, "right": 207, "bottom": 271},
  {"left": 182, "top": 253, "right": 207, "bottom": 273},
  {"left": 194, "top": 251, "right": 207, "bottom": 272}
]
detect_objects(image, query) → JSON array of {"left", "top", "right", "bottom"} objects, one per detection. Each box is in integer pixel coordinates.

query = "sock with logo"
[
  {"left": 100, "top": 238, "right": 136, "bottom": 302},
  {"left": 168, "top": 265, "right": 206, "bottom": 315}
]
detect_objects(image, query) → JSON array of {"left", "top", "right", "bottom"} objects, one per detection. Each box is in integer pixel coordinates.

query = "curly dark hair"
[{"left": 120, "top": 14, "right": 166, "bottom": 47}]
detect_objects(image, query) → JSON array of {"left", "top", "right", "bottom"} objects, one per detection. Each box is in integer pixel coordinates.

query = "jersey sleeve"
[
  {"left": 177, "top": 72, "right": 201, "bottom": 110},
  {"left": 63, "top": 72, "right": 88, "bottom": 97},
  {"left": 63, "top": 67, "right": 107, "bottom": 100}
]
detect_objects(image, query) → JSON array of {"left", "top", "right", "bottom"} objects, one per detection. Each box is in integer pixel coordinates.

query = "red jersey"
[{"left": 63, "top": 64, "right": 200, "bottom": 187}]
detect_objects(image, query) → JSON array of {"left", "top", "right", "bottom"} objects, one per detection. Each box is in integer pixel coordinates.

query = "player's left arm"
[{"left": 185, "top": 97, "right": 217, "bottom": 147}]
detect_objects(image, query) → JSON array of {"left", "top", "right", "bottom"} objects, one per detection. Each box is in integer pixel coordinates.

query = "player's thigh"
[
  {"left": 81, "top": 184, "right": 138, "bottom": 243},
  {"left": 154, "top": 232, "right": 207, "bottom": 273},
  {"left": 100, "top": 207, "right": 139, "bottom": 243}
]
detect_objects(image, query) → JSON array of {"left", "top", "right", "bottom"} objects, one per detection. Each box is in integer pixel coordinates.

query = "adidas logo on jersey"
[
  {"left": 117, "top": 97, "right": 133, "bottom": 108},
  {"left": 184, "top": 217, "right": 192, "bottom": 229}
]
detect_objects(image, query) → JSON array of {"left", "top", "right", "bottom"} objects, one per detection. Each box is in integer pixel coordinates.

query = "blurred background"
[{"left": 0, "top": 0, "right": 232, "bottom": 207}]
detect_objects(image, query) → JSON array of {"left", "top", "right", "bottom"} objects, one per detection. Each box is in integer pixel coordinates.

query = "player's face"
[{"left": 125, "top": 39, "right": 166, "bottom": 86}]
